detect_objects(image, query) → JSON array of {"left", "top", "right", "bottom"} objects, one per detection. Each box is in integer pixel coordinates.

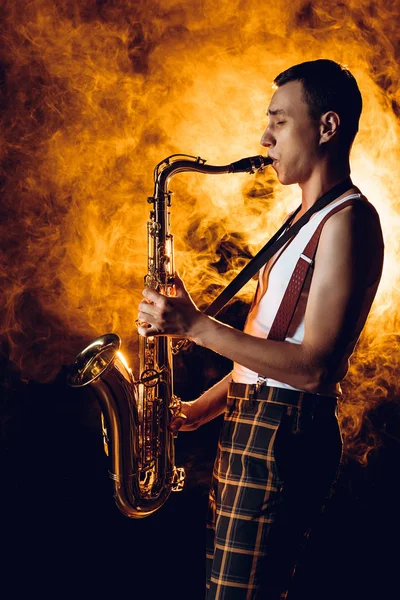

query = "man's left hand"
[{"left": 137, "top": 272, "right": 202, "bottom": 338}]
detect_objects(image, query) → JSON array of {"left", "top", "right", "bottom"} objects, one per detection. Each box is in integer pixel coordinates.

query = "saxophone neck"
[{"left": 152, "top": 153, "right": 272, "bottom": 202}]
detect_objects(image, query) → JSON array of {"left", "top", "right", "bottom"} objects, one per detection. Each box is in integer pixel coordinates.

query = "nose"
[{"left": 260, "top": 126, "right": 274, "bottom": 148}]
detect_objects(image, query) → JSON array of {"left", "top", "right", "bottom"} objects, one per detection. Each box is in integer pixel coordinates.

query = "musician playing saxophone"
[{"left": 137, "top": 59, "right": 384, "bottom": 600}]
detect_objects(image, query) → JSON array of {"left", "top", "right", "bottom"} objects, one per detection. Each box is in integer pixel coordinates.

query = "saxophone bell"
[{"left": 67, "top": 333, "right": 122, "bottom": 387}]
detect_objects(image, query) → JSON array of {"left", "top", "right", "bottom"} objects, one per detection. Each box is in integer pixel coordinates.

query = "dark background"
[
  {"left": 1, "top": 2, "right": 400, "bottom": 598},
  {"left": 2, "top": 334, "right": 400, "bottom": 600}
]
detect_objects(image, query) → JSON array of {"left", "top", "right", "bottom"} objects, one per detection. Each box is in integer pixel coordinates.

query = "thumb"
[{"left": 174, "top": 271, "right": 188, "bottom": 298}]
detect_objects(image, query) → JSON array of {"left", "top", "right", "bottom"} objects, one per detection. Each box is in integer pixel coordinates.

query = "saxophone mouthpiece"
[{"left": 229, "top": 155, "right": 273, "bottom": 174}]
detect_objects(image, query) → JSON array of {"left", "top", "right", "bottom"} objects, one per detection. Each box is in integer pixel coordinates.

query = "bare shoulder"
[
  {"left": 324, "top": 194, "right": 382, "bottom": 227},
  {"left": 316, "top": 196, "right": 384, "bottom": 286}
]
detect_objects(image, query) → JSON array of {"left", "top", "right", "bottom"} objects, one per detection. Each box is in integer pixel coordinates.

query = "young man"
[{"left": 138, "top": 60, "right": 384, "bottom": 599}]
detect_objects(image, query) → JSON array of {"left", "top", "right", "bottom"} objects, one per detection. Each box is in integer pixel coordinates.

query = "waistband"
[{"left": 228, "top": 382, "right": 337, "bottom": 412}]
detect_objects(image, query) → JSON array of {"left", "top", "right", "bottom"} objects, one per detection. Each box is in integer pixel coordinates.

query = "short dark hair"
[{"left": 274, "top": 59, "right": 362, "bottom": 148}]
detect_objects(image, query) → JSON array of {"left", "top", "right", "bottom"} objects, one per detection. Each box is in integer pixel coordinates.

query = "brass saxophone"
[{"left": 67, "top": 153, "right": 272, "bottom": 518}]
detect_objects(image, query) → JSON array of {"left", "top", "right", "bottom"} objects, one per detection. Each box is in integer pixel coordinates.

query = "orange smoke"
[{"left": 0, "top": 0, "right": 399, "bottom": 460}]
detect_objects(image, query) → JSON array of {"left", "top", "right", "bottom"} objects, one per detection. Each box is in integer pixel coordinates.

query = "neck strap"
[{"left": 205, "top": 177, "right": 353, "bottom": 318}]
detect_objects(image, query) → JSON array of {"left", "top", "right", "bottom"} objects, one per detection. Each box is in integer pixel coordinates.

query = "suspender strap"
[
  {"left": 267, "top": 197, "right": 362, "bottom": 342},
  {"left": 205, "top": 177, "right": 352, "bottom": 318}
]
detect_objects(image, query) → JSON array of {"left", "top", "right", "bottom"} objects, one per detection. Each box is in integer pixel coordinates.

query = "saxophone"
[{"left": 67, "top": 153, "right": 272, "bottom": 518}]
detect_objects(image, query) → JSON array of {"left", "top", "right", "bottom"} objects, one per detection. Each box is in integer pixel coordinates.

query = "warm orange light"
[
  {"left": 116, "top": 350, "right": 131, "bottom": 373},
  {"left": 1, "top": 1, "right": 399, "bottom": 462}
]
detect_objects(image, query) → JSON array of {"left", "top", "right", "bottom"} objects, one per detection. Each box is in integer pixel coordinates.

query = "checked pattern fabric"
[
  {"left": 205, "top": 397, "right": 288, "bottom": 600},
  {"left": 205, "top": 393, "right": 342, "bottom": 600}
]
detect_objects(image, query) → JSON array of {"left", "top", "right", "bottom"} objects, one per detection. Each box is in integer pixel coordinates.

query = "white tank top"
[{"left": 232, "top": 193, "right": 368, "bottom": 397}]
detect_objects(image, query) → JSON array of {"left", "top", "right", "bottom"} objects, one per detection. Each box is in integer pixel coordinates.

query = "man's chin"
[
  {"left": 275, "top": 169, "right": 300, "bottom": 186},
  {"left": 277, "top": 174, "right": 295, "bottom": 186}
]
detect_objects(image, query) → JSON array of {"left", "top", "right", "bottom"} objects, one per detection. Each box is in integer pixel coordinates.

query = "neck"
[{"left": 299, "top": 156, "right": 352, "bottom": 210}]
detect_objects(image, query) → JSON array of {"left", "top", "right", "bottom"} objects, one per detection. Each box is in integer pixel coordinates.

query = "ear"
[{"left": 319, "top": 111, "right": 340, "bottom": 145}]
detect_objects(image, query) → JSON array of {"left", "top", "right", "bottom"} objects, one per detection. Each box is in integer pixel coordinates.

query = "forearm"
[
  {"left": 184, "top": 371, "right": 232, "bottom": 428},
  {"left": 190, "top": 313, "right": 325, "bottom": 392}
]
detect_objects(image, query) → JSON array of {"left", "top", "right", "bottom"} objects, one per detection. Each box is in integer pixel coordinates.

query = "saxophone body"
[{"left": 67, "top": 153, "right": 271, "bottom": 518}]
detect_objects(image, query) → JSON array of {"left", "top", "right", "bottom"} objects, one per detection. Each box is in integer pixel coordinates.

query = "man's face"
[{"left": 261, "top": 80, "right": 321, "bottom": 185}]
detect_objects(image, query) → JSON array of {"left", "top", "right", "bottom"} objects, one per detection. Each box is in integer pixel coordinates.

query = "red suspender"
[{"left": 267, "top": 198, "right": 362, "bottom": 342}]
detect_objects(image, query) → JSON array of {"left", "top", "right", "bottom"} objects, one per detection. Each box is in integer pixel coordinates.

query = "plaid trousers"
[{"left": 205, "top": 385, "right": 342, "bottom": 600}]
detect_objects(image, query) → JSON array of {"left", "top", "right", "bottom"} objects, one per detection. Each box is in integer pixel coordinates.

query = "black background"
[{"left": 2, "top": 338, "right": 400, "bottom": 600}]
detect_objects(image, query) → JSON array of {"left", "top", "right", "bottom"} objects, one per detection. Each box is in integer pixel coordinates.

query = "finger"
[
  {"left": 173, "top": 271, "right": 188, "bottom": 298},
  {"left": 137, "top": 323, "right": 161, "bottom": 337},
  {"left": 169, "top": 416, "right": 186, "bottom": 433},
  {"left": 138, "top": 297, "right": 163, "bottom": 322},
  {"left": 137, "top": 310, "right": 157, "bottom": 326},
  {"left": 138, "top": 300, "right": 161, "bottom": 316},
  {"left": 142, "top": 288, "right": 165, "bottom": 306}
]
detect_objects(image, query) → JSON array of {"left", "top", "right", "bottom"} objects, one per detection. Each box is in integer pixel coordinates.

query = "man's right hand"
[
  {"left": 169, "top": 372, "right": 232, "bottom": 434},
  {"left": 170, "top": 401, "right": 199, "bottom": 433}
]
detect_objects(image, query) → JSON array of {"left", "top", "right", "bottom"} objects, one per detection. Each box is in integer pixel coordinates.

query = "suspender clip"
[
  {"left": 300, "top": 253, "right": 313, "bottom": 265},
  {"left": 248, "top": 382, "right": 261, "bottom": 402}
]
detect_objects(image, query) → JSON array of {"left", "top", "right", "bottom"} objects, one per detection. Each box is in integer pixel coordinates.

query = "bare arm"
[
  {"left": 170, "top": 372, "right": 231, "bottom": 432},
  {"left": 138, "top": 201, "right": 383, "bottom": 394}
]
